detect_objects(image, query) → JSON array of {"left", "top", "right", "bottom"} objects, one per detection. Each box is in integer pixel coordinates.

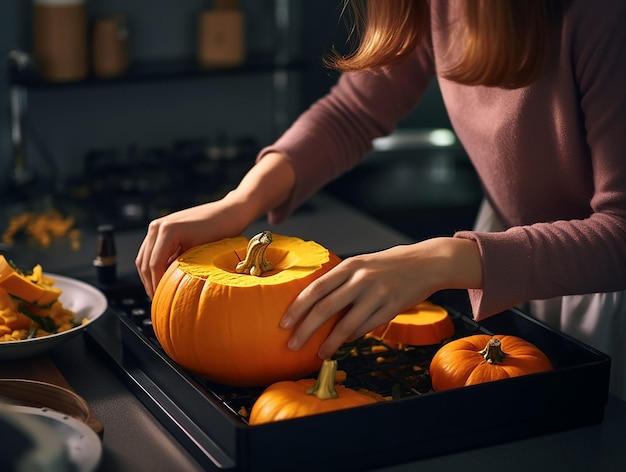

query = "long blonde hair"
[{"left": 327, "top": 0, "right": 558, "bottom": 89}]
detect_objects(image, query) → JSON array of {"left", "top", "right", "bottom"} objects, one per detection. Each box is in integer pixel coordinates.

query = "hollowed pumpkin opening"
[
  {"left": 178, "top": 234, "right": 329, "bottom": 287},
  {"left": 213, "top": 247, "right": 299, "bottom": 275}
]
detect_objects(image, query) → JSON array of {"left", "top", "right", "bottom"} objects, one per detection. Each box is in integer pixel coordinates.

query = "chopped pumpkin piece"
[{"left": 0, "top": 255, "right": 61, "bottom": 305}]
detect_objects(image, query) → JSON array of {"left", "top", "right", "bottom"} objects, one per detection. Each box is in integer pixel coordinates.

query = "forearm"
[{"left": 225, "top": 151, "right": 296, "bottom": 225}]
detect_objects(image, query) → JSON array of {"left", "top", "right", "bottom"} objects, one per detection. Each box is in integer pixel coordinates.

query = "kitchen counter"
[
  {"left": 3, "top": 193, "right": 626, "bottom": 471},
  {"left": 0, "top": 193, "right": 414, "bottom": 278},
  {"left": 50, "top": 327, "right": 626, "bottom": 472}
]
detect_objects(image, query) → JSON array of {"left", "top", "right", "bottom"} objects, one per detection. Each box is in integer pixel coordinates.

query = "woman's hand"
[
  {"left": 135, "top": 151, "right": 296, "bottom": 298},
  {"left": 135, "top": 196, "right": 251, "bottom": 298},
  {"left": 280, "top": 237, "right": 482, "bottom": 359}
]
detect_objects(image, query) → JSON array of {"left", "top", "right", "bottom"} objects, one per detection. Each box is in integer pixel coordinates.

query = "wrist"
[{"left": 423, "top": 237, "right": 483, "bottom": 291}]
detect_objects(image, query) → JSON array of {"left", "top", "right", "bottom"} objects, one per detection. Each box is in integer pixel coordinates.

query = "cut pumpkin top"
[
  {"left": 370, "top": 301, "right": 454, "bottom": 346},
  {"left": 177, "top": 234, "right": 332, "bottom": 287}
]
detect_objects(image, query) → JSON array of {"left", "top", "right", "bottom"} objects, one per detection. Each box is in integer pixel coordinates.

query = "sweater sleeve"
[
  {"left": 257, "top": 46, "right": 435, "bottom": 224},
  {"left": 455, "top": 2, "right": 626, "bottom": 319}
]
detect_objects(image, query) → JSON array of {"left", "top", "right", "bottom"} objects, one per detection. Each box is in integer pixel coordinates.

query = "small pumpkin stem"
[
  {"left": 235, "top": 231, "right": 274, "bottom": 277},
  {"left": 479, "top": 337, "right": 507, "bottom": 364},
  {"left": 306, "top": 359, "right": 339, "bottom": 400}
]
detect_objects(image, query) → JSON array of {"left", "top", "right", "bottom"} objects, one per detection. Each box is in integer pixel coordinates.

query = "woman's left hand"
[{"left": 280, "top": 237, "right": 482, "bottom": 359}]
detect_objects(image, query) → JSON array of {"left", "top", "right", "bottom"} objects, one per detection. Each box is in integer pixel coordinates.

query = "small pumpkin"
[
  {"left": 248, "top": 359, "right": 377, "bottom": 425},
  {"left": 151, "top": 231, "right": 345, "bottom": 387},
  {"left": 429, "top": 334, "right": 554, "bottom": 391}
]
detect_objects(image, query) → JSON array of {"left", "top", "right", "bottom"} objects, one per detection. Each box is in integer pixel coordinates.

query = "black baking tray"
[{"left": 85, "top": 287, "right": 610, "bottom": 472}]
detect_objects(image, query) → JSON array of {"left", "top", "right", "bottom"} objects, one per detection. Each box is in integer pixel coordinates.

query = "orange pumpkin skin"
[
  {"left": 249, "top": 379, "right": 376, "bottom": 425},
  {"left": 249, "top": 360, "right": 377, "bottom": 425},
  {"left": 151, "top": 234, "right": 344, "bottom": 387},
  {"left": 429, "top": 334, "right": 554, "bottom": 391}
]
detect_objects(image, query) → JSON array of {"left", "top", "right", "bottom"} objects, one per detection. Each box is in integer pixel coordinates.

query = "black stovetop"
[{"left": 85, "top": 281, "right": 610, "bottom": 472}]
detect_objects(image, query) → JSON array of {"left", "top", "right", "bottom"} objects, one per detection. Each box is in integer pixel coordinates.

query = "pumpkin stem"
[
  {"left": 235, "top": 231, "right": 274, "bottom": 277},
  {"left": 306, "top": 359, "right": 339, "bottom": 400},
  {"left": 479, "top": 337, "right": 507, "bottom": 364}
]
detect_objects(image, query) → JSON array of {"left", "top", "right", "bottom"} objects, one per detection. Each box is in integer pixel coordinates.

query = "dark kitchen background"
[{"left": 0, "top": 0, "right": 482, "bottom": 242}]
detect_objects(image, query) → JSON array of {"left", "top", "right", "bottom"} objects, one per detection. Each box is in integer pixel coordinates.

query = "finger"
[
  {"left": 285, "top": 278, "right": 355, "bottom": 351},
  {"left": 166, "top": 246, "right": 182, "bottom": 266},
  {"left": 317, "top": 299, "right": 393, "bottom": 359},
  {"left": 344, "top": 304, "right": 398, "bottom": 342},
  {"left": 280, "top": 267, "right": 349, "bottom": 329},
  {"left": 287, "top": 273, "right": 380, "bottom": 352},
  {"left": 135, "top": 219, "right": 179, "bottom": 299},
  {"left": 148, "top": 239, "right": 180, "bottom": 299},
  {"left": 135, "top": 234, "right": 155, "bottom": 297}
]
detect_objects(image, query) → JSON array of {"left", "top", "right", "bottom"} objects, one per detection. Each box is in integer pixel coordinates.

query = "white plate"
[
  {"left": 0, "top": 404, "right": 102, "bottom": 472},
  {"left": 0, "top": 274, "right": 107, "bottom": 360}
]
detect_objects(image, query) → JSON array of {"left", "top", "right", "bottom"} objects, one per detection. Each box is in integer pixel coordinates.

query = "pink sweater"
[{"left": 258, "top": 0, "right": 626, "bottom": 320}]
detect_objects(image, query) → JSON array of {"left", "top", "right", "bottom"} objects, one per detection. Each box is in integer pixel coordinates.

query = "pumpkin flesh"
[
  {"left": 151, "top": 234, "right": 345, "bottom": 387},
  {"left": 0, "top": 255, "right": 61, "bottom": 305},
  {"left": 369, "top": 301, "right": 454, "bottom": 346}
]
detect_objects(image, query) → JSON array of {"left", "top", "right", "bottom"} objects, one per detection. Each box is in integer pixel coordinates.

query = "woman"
[{"left": 136, "top": 0, "right": 626, "bottom": 399}]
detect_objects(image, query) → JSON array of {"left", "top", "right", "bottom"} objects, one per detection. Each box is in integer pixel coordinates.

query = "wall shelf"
[
  {"left": 3, "top": 0, "right": 304, "bottom": 197},
  {"left": 8, "top": 51, "right": 306, "bottom": 90}
]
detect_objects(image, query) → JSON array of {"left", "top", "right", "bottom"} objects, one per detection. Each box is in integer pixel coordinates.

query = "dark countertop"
[
  {"left": 50, "top": 326, "right": 626, "bottom": 472},
  {"left": 3, "top": 193, "right": 626, "bottom": 471}
]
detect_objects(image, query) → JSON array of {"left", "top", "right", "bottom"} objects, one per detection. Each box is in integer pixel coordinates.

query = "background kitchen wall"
[
  {"left": 0, "top": 0, "right": 474, "bottom": 240},
  {"left": 1, "top": 0, "right": 300, "bottom": 192},
  {"left": 0, "top": 0, "right": 451, "bottom": 190}
]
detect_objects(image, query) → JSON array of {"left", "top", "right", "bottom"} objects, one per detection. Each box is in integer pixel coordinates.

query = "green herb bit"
[
  {"left": 16, "top": 304, "right": 57, "bottom": 334},
  {"left": 9, "top": 294, "right": 56, "bottom": 309}
]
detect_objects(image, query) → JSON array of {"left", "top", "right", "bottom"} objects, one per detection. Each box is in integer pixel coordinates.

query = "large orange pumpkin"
[
  {"left": 249, "top": 359, "right": 377, "bottom": 425},
  {"left": 429, "top": 334, "right": 554, "bottom": 391},
  {"left": 151, "top": 232, "right": 345, "bottom": 386}
]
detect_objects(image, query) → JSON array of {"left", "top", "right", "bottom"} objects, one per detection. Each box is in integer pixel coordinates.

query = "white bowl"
[
  {"left": 0, "top": 404, "right": 102, "bottom": 472},
  {"left": 0, "top": 274, "right": 107, "bottom": 360}
]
